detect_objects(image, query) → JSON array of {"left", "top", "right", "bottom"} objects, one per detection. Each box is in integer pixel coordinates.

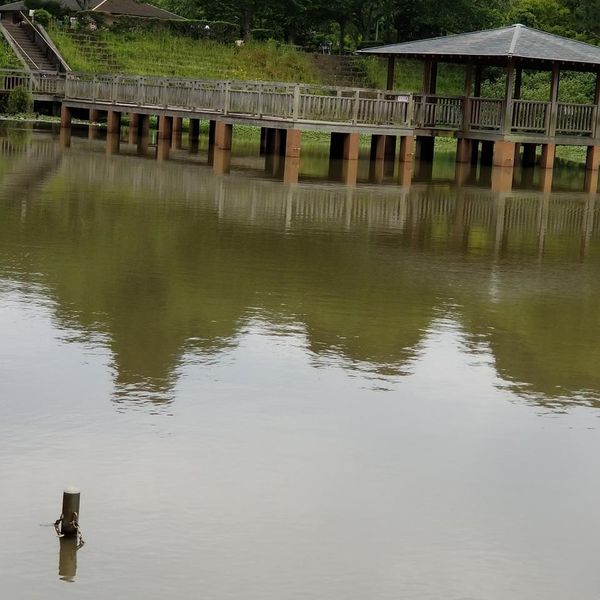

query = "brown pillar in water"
[
  {"left": 158, "top": 115, "right": 173, "bottom": 140},
  {"left": 213, "top": 121, "right": 233, "bottom": 175},
  {"left": 283, "top": 129, "right": 302, "bottom": 184},
  {"left": 60, "top": 104, "right": 71, "bottom": 128},
  {"left": 172, "top": 116, "right": 183, "bottom": 149},
  {"left": 540, "top": 143, "right": 555, "bottom": 170},
  {"left": 456, "top": 138, "right": 472, "bottom": 164},
  {"left": 493, "top": 141, "right": 516, "bottom": 168},
  {"left": 341, "top": 132, "right": 360, "bottom": 186},
  {"left": 106, "top": 132, "right": 119, "bottom": 155},
  {"left": 106, "top": 111, "right": 121, "bottom": 135}
]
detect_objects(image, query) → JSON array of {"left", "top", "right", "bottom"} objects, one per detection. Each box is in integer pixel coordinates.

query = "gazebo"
[{"left": 359, "top": 24, "right": 600, "bottom": 191}]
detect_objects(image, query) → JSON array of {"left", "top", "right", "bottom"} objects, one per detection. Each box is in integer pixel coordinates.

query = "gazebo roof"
[{"left": 358, "top": 24, "right": 600, "bottom": 70}]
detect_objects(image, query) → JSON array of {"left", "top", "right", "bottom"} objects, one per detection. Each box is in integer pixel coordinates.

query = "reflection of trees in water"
[{"left": 0, "top": 144, "right": 599, "bottom": 409}]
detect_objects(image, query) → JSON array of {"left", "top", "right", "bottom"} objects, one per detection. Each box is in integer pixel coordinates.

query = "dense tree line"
[{"left": 154, "top": 0, "right": 600, "bottom": 48}]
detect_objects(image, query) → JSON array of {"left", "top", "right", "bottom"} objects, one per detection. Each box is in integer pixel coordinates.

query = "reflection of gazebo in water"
[{"left": 359, "top": 24, "right": 600, "bottom": 192}]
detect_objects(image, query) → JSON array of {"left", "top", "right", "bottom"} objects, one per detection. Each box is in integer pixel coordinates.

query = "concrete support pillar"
[
  {"left": 522, "top": 143, "right": 537, "bottom": 167},
  {"left": 106, "top": 111, "right": 121, "bottom": 135},
  {"left": 283, "top": 129, "right": 301, "bottom": 184},
  {"left": 60, "top": 105, "right": 71, "bottom": 128},
  {"left": 128, "top": 113, "right": 140, "bottom": 145},
  {"left": 456, "top": 138, "right": 472, "bottom": 164},
  {"left": 140, "top": 114, "right": 150, "bottom": 137},
  {"left": 59, "top": 126, "right": 71, "bottom": 148},
  {"left": 106, "top": 133, "right": 120, "bottom": 155},
  {"left": 213, "top": 121, "right": 233, "bottom": 175},
  {"left": 397, "top": 136, "right": 414, "bottom": 186},
  {"left": 158, "top": 115, "right": 173, "bottom": 140},
  {"left": 172, "top": 116, "right": 183, "bottom": 149},
  {"left": 586, "top": 145, "right": 600, "bottom": 171},
  {"left": 341, "top": 132, "right": 360, "bottom": 186},
  {"left": 369, "top": 134, "right": 386, "bottom": 183},
  {"left": 208, "top": 120, "right": 216, "bottom": 165},
  {"left": 89, "top": 108, "right": 101, "bottom": 123},
  {"left": 493, "top": 141, "right": 516, "bottom": 168},
  {"left": 156, "top": 137, "right": 170, "bottom": 161},
  {"left": 540, "top": 143, "right": 555, "bottom": 169}
]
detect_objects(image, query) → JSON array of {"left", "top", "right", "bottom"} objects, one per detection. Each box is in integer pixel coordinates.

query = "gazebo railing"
[
  {"left": 512, "top": 100, "right": 548, "bottom": 133},
  {"left": 556, "top": 103, "right": 594, "bottom": 135},
  {"left": 469, "top": 98, "right": 503, "bottom": 130},
  {"left": 413, "top": 95, "right": 463, "bottom": 129}
]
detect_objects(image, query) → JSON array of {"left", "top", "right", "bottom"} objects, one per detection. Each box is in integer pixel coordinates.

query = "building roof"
[
  {"left": 92, "top": 0, "right": 183, "bottom": 20},
  {"left": 358, "top": 24, "right": 600, "bottom": 70},
  {"left": 0, "top": 0, "right": 183, "bottom": 19}
]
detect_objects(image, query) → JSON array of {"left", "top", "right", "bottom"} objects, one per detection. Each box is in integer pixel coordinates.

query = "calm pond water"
[{"left": 1, "top": 124, "right": 600, "bottom": 599}]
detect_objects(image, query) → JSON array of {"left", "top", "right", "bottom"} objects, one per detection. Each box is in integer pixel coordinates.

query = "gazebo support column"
[
  {"left": 540, "top": 143, "right": 555, "bottom": 169},
  {"left": 397, "top": 136, "right": 414, "bottom": 186},
  {"left": 493, "top": 141, "right": 516, "bottom": 168},
  {"left": 502, "top": 61, "right": 515, "bottom": 134},
  {"left": 456, "top": 138, "right": 472, "bottom": 163},
  {"left": 106, "top": 110, "right": 121, "bottom": 135},
  {"left": 546, "top": 64, "right": 560, "bottom": 136}
]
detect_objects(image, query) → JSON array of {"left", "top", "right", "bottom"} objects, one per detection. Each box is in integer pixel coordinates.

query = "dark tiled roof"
[
  {"left": 0, "top": 0, "right": 182, "bottom": 18},
  {"left": 92, "top": 0, "right": 183, "bottom": 19},
  {"left": 358, "top": 24, "right": 600, "bottom": 68}
]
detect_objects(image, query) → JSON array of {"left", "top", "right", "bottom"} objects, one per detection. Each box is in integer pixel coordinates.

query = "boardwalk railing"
[
  {"left": 63, "top": 73, "right": 413, "bottom": 128},
  {"left": 1, "top": 69, "right": 599, "bottom": 138}
]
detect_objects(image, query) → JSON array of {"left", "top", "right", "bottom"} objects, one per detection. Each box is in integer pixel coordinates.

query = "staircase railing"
[
  {"left": 18, "top": 12, "right": 70, "bottom": 72},
  {"left": 0, "top": 22, "right": 40, "bottom": 70}
]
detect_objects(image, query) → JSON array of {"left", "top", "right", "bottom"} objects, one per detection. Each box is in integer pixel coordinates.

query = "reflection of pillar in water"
[
  {"left": 284, "top": 187, "right": 294, "bottom": 230},
  {"left": 207, "top": 120, "right": 216, "bottom": 166},
  {"left": 172, "top": 117, "right": 183, "bottom": 149},
  {"left": 137, "top": 134, "right": 149, "bottom": 156},
  {"left": 581, "top": 195, "right": 596, "bottom": 259},
  {"left": 88, "top": 124, "right": 101, "bottom": 141},
  {"left": 493, "top": 194, "right": 506, "bottom": 257},
  {"left": 58, "top": 536, "right": 78, "bottom": 582},
  {"left": 455, "top": 161, "right": 471, "bottom": 187},
  {"left": 537, "top": 194, "right": 549, "bottom": 258},
  {"left": 213, "top": 122, "right": 232, "bottom": 175},
  {"left": 491, "top": 166, "right": 513, "bottom": 193}
]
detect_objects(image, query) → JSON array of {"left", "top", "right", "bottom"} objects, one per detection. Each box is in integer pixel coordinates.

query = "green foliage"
[
  {"left": 34, "top": 8, "right": 53, "bottom": 27},
  {"left": 6, "top": 86, "right": 33, "bottom": 115},
  {"left": 0, "top": 37, "right": 21, "bottom": 69}
]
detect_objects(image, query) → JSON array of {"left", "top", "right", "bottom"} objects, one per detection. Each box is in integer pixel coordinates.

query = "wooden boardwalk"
[{"left": 3, "top": 68, "right": 600, "bottom": 191}]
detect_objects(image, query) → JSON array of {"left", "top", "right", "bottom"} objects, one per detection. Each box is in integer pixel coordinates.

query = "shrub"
[
  {"left": 34, "top": 8, "right": 52, "bottom": 27},
  {"left": 6, "top": 86, "right": 33, "bottom": 114}
]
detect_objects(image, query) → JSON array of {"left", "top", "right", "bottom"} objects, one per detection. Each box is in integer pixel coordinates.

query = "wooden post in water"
[{"left": 60, "top": 486, "right": 80, "bottom": 537}]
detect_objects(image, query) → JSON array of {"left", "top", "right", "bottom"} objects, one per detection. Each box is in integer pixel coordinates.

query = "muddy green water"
[{"left": 1, "top": 126, "right": 600, "bottom": 599}]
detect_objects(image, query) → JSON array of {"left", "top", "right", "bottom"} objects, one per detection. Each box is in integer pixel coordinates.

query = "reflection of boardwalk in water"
[
  {"left": 2, "top": 138, "right": 600, "bottom": 410},
  {"left": 59, "top": 149, "right": 600, "bottom": 260}
]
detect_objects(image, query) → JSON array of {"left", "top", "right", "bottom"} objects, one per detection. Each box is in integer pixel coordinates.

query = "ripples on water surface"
[{"left": 1, "top": 126, "right": 600, "bottom": 599}]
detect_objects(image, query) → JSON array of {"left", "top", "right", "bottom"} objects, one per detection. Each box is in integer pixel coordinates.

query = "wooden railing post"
[
  {"left": 352, "top": 89, "right": 359, "bottom": 124},
  {"left": 224, "top": 81, "right": 230, "bottom": 115},
  {"left": 257, "top": 82, "right": 263, "bottom": 118},
  {"left": 292, "top": 84, "right": 300, "bottom": 121}
]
